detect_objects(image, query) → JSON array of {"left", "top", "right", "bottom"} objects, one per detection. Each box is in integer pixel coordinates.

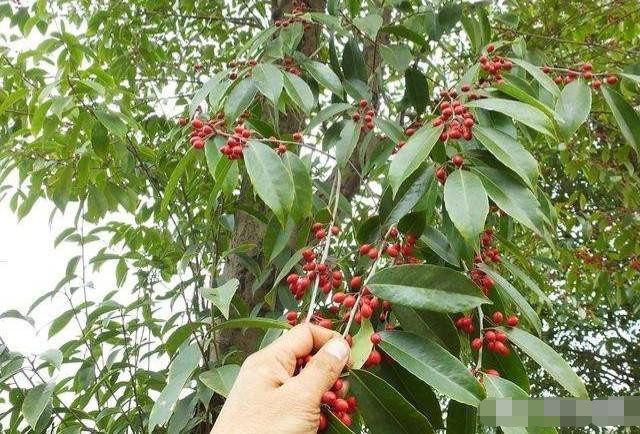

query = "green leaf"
[
  {"left": 466, "top": 98, "right": 554, "bottom": 137},
  {"left": 49, "top": 309, "right": 74, "bottom": 338},
  {"left": 494, "top": 78, "right": 555, "bottom": 118},
  {"left": 379, "top": 331, "right": 486, "bottom": 406},
  {"left": 472, "top": 166, "right": 548, "bottom": 239},
  {"left": 22, "top": 382, "right": 54, "bottom": 430},
  {"left": 284, "top": 152, "right": 312, "bottom": 223},
  {"left": 0, "top": 89, "right": 27, "bottom": 115},
  {"left": 0, "top": 309, "right": 35, "bottom": 327},
  {"left": 160, "top": 148, "right": 198, "bottom": 218},
  {"left": 283, "top": 72, "right": 315, "bottom": 113},
  {"left": 554, "top": 80, "right": 591, "bottom": 139},
  {"left": 601, "top": 85, "right": 640, "bottom": 154},
  {"left": 244, "top": 140, "right": 295, "bottom": 226},
  {"left": 482, "top": 347, "right": 530, "bottom": 393},
  {"left": 377, "top": 363, "right": 444, "bottom": 429},
  {"left": 201, "top": 279, "right": 239, "bottom": 320},
  {"left": 31, "top": 100, "right": 51, "bottom": 135},
  {"left": 380, "top": 165, "right": 434, "bottom": 227},
  {"left": 190, "top": 72, "right": 224, "bottom": 116},
  {"left": 368, "top": 264, "right": 490, "bottom": 313},
  {"left": 350, "top": 318, "right": 374, "bottom": 369},
  {"left": 326, "top": 412, "right": 357, "bottom": 434},
  {"left": 40, "top": 349, "right": 63, "bottom": 370},
  {"left": 353, "top": 14, "right": 383, "bottom": 39},
  {"left": 421, "top": 226, "right": 459, "bottom": 267},
  {"left": 473, "top": 125, "right": 538, "bottom": 188},
  {"left": 380, "top": 44, "right": 412, "bottom": 72},
  {"left": 500, "top": 327, "right": 588, "bottom": 398},
  {"left": 333, "top": 119, "right": 361, "bottom": 168},
  {"left": 342, "top": 39, "right": 367, "bottom": 82},
  {"left": 253, "top": 63, "right": 284, "bottom": 105},
  {"left": 478, "top": 264, "right": 542, "bottom": 336},
  {"left": 444, "top": 170, "right": 488, "bottom": 241},
  {"left": 90, "top": 122, "right": 109, "bottom": 159},
  {"left": 94, "top": 109, "right": 127, "bottom": 139},
  {"left": 404, "top": 67, "right": 429, "bottom": 115},
  {"left": 165, "top": 323, "right": 203, "bottom": 356},
  {"left": 392, "top": 305, "right": 459, "bottom": 356},
  {"left": 303, "top": 61, "right": 343, "bottom": 96},
  {"left": 224, "top": 78, "right": 257, "bottom": 124},
  {"left": 306, "top": 103, "right": 353, "bottom": 131},
  {"left": 148, "top": 344, "right": 202, "bottom": 432},
  {"left": 508, "top": 57, "right": 561, "bottom": 98},
  {"left": 389, "top": 125, "right": 443, "bottom": 195},
  {"left": 501, "top": 259, "right": 552, "bottom": 307},
  {"left": 211, "top": 317, "right": 291, "bottom": 332},
  {"left": 348, "top": 369, "right": 434, "bottom": 434},
  {"left": 446, "top": 400, "right": 476, "bottom": 434},
  {"left": 199, "top": 365, "right": 240, "bottom": 398}
]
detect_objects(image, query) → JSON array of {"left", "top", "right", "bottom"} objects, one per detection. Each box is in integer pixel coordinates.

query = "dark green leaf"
[
  {"left": 368, "top": 264, "right": 490, "bottom": 313},
  {"left": 379, "top": 331, "right": 486, "bottom": 406},
  {"left": 554, "top": 80, "right": 591, "bottom": 139},
  {"left": 444, "top": 170, "right": 488, "bottom": 241},
  {"left": 224, "top": 78, "right": 257, "bottom": 124},
  {"left": 466, "top": 98, "right": 554, "bottom": 137},
  {"left": 201, "top": 279, "right": 239, "bottom": 320},
  {"left": 601, "top": 85, "right": 640, "bottom": 154},
  {"left": 284, "top": 72, "right": 315, "bottom": 113},
  {"left": 348, "top": 369, "right": 434, "bottom": 434},
  {"left": 380, "top": 165, "right": 434, "bottom": 226},
  {"left": 389, "top": 125, "right": 443, "bottom": 195},
  {"left": 404, "top": 67, "right": 428, "bottom": 115},
  {"left": 303, "top": 61, "right": 343, "bottom": 96},
  {"left": 253, "top": 63, "right": 284, "bottom": 105},
  {"left": 22, "top": 383, "right": 54, "bottom": 430},
  {"left": 379, "top": 44, "right": 412, "bottom": 72},
  {"left": 333, "top": 119, "right": 361, "bottom": 168},
  {"left": 244, "top": 140, "right": 295, "bottom": 226},
  {"left": 500, "top": 327, "right": 588, "bottom": 397},
  {"left": 342, "top": 39, "right": 367, "bottom": 82},
  {"left": 446, "top": 400, "right": 476, "bottom": 434},
  {"left": 199, "top": 365, "right": 240, "bottom": 398}
]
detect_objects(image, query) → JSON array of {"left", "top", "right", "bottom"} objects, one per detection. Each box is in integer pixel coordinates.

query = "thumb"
[{"left": 286, "top": 337, "right": 350, "bottom": 402}]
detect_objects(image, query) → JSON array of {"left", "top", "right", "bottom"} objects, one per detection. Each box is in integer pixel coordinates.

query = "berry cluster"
[
  {"left": 478, "top": 43, "right": 513, "bottom": 84},
  {"left": 542, "top": 63, "right": 618, "bottom": 89},
  {"left": 319, "top": 378, "right": 357, "bottom": 430},
  {"left": 220, "top": 123, "right": 254, "bottom": 159},
  {"left": 281, "top": 57, "right": 302, "bottom": 76},
  {"left": 274, "top": 0, "right": 312, "bottom": 31},
  {"left": 434, "top": 154, "right": 465, "bottom": 184},
  {"left": 268, "top": 136, "right": 289, "bottom": 154},
  {"left": 227, "top": 59, "right": 258, "bottom": 81},
  {"left": 433, "top": 95, "right": 476, "bottom": 142},
  {"left": 469, "top": 229, "right": 501, "bottom": 296},
  {"left": 180, "top": 115, "right": 225, "bottom": 149},
  {"left": 332, "top": 284, "right": 388, "bottom": 325},
  {"left": 285, "top": 248, "right": 342, "bottom": 302},
  {"left": 351, "top": 99, "right": 376, "bottom": 132},
  {"left": 312, "top": 221, "right": 340, "bottom": 241}
]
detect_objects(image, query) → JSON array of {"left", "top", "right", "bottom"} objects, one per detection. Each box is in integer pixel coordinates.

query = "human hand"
[{"left": 211, "top": 323, "right": 352, "bottom": 434}]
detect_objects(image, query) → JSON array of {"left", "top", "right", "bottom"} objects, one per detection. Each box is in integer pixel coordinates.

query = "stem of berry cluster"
[
  {"left": 476, "top": 305, "right": 484, "bottom": 370},
  {"left": 341, "top": 226, "right": 395, "bottom": 338},
  {"left": 305, "top": 169, "right": 342, "bottom": 323}
]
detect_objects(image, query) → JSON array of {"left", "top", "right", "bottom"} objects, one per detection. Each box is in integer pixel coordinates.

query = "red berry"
[
  {"left": 485, "top": 369, "right": 500, "bottom": 376},
  {"left": 471, "top": 338, "right": 483, "bottom": 351},
  {"left": 343, "top": 295, "right": 356, "bottom": 308},
  {"left": 318, "top": 413, "right": 328, "bottom": 431},
  {"left": 192, "top": 119, "right": 203, "bottom": 129},
  {"left": 452, "top": 155, "right": 464, "bottom": 168},
  {"left": 352, "top": 112, "right": 361, "bottom": 121},
  {"left": 436, "top": 167, "right": 447, "bottom": 182},
  {"left": 359, "top": 99, "right": 368, "bottom": 108},
  {"left": 350, "top": 276, "right": 362, "bottom": 289},
  {"left": 334, "top": 398, "right": 349, "bottom": 412},
  {"left": 370, "top": 333, "right": 382, "bottom": 345},
  {"left": 367, "top": 248, "right": 379, "bottom": 260},
  {"left": 592, "top": 79, "right": 602, "bottom": 89},
  {"left": 340, "top": 414, "right": 352, "bottom": 426},
  {"left": 322, "top": 391, "right": 337, "bottom": 404},
  {"left": 332, "top": 378, "right": 343, "bottom": 392},
  {"left": 347, "top": 396, "right": 357, "bottom": 411},
  {"left": 331, "top": 226, "right": 340, "bottom": 236},
  {"left": 360, "top": 304, "right": 373, "bottom": 318},
  {"left": 359, "top": 244, "right": 371, "bottom": 255},
  {"left": 193, "top": 139, "right": 204, "bottom": 149},
  {"left": 386, "top": 246, "right": 399, "bottom": 257},
  {"left": 492, "top": 311, "right": 504, "bottom": 324},
  {"left": 332, "top": 292, "right": 346, "bottom": 304},
  {"left": 606, "top": 75, "right": 618, "bottom": 85},
  {"left": 484, "top": 330, "right": 496, "bottom": 341},
  {"left": 286, "top": 311, "right": 298, "bottom": 321},
  {"left": 506, "top": 315, "right": 519, "bottom": 327},
  {"left": 315, "top": 229, "right": 326, "bottom": 240},
  {"left": 367, "top": 349, "right": 382, "bottom": 366},
  {"left": 318, "top": 319, "right": 333, "bottom": 329},
  {"left": 495, "top": 332, "right": 507, "bottom": 342},
  {"left": 582, "top": 63, "right": 592, "bottom": 71},
  {"left": 487, "top": 43, "right": 495, "bottom": 53},
  {"left": 293, "top": 131, "right": 303, "bottom": 142},
  {"left": 178, "top": 117, "right": 188, "bottom": 126}
]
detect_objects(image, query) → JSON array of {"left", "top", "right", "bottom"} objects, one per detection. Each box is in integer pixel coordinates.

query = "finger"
[
  {"left": 284, "top": 337, "right": 350, "bottom": 403},
  {"left": 267, "top": 323, "right": 341, "bottom": 359}
]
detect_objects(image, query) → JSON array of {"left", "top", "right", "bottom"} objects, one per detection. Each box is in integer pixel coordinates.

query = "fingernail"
[{"left": 325, "top": 339, "right": 349, "bottom": 361}]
